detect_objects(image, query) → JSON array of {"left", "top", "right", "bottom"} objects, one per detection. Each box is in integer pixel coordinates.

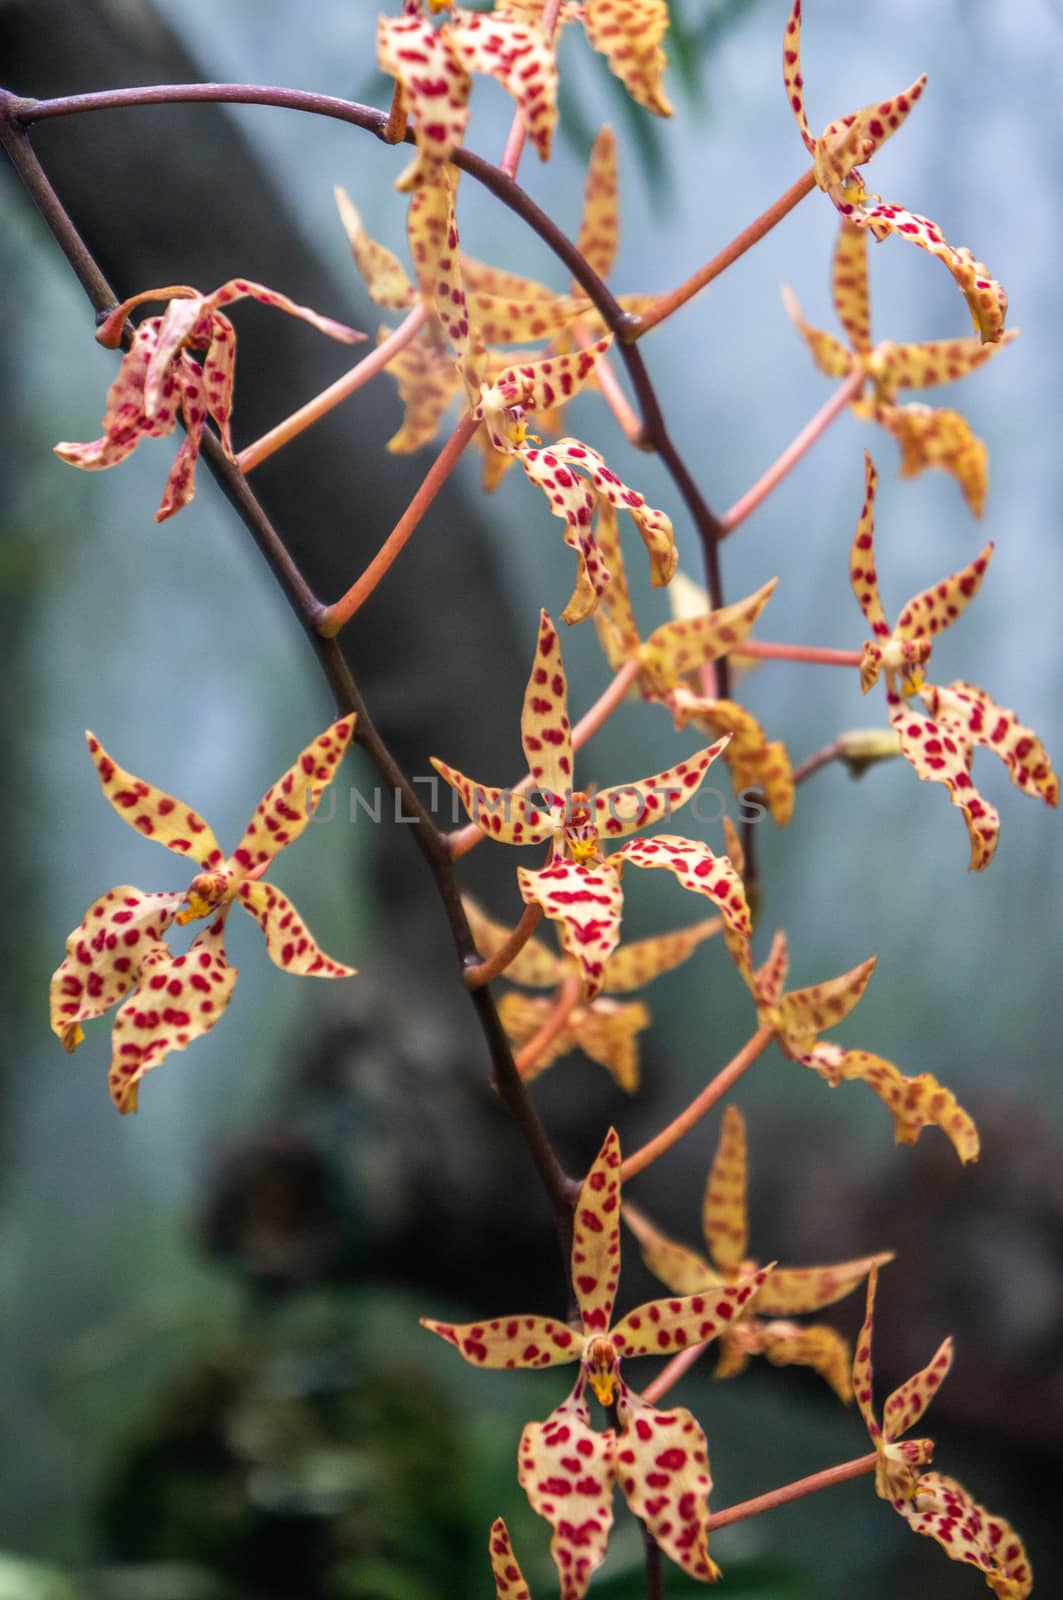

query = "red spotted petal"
[
  {"left": 860, "top": 204, "right": 1008, "bottom": 344},
  {"left": 894, "top": 541, "right": 993, "bottom": 643},
  {"left": 614, "top": 1383, "right": 719, "bottom": 1582},
  {"left": 890, "top": 695, "right": 1000, "bottom": 871},
  {"left": 489, "top": 1518, "right": 532, "bottom": 1600},
  {"left": 782, "top": 284, "right": 855, "bottom": 379},
  {"left": 432, "top": 758, "right": 556, "bottom": 845},
  {"left": 758, "top": 1250, "right": 891, "bottom": 1317},
  {"left": 571, "top": 1127, "right": 622, "bottom": 1334},
  {"left": 517, "top": 445, "right": 610, "bottom": 624},
  {"left": 227, "top": 718, "right": 355, "bottom": 876},
  {"left": 603, "top": 916, "right": 721, "bottom": 993},
  {"left": 613, "top": 835, "right": 752, "bottom": 941},
  {"left": 576, "top": 125, "right": 619, "bottom": 281},
  {"left": 883, "top": 1334, "right": 954, "bottom": 1447},
  {"left": 781, "top": 0, "right": 814, "bottom": 153},
  {"left": 609, "top": 1265, "right": 769, "bottom": 1357},
  {"left": 377, "top": 9, "right": 471, "bottom": 168},
  {"left": 850, "top": 451, "right": 890, "bottom": 643},
  {"left": 522, "top": 610, "right": 574, "bottom": 796},
  {"left": 85, "top": 731, "right": 224, "bottom": 868},
  {"left": 420, "top": 1312, "right": 581, "bottom": 1371},
  {"left": 702, "top": 1104, "right": 749, "bottom": 1273},
  {"left": 583, "top": 0, "right": 673, "bottom": 117},
  {"left": 892, "top": 1473, "right": 1033, "bottom": 1598},
  {"left": 813, "top": 72, "right": 926, "bottom": 195},
  {"left": 834, "top": 1048, "right": 981, "bottom": 1164},
  {"left": 54, "top": 318, "right": 177, "bottom": 472},
  {"left": 237, "top": 880, "right": 355, "bottom": 978},
  {"left": 50, "top": 886, "right": 184, "bottom": 1050},
  {"left": 777, "top": 954, "right": 877, "bottom": 1056},
  {"left": 445, "top": 7, "right": 558, "bottom": 161},
  {"left": 518, "top": 859, "right": 624, "bottom": 1001},
  {"left": 640, "top": 579, "right": 778, "bottom": 693},
  {"left": 622, "top": 1204, "right": 722, "bottom": 1298},
  {"left": 832, "top": 220, "right": 872, "bottom": 353},
  {"left": 335, "top": 186, "right": 417, "bottom": 311},
  {"left": 518, "top": 1378, "right": 616, "bottom": 1600},
  {"left": 596, "top": 736, "right": 730, "bottom": 842},
  {"left": 922, "top": 681, "right": 1059, "bottom": 808}
]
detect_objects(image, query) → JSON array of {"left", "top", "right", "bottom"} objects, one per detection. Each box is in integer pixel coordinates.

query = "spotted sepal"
[
  {"left": 814, "top": 72, "right": 926, "bottom": 196},
  {"left": 702, "top": 1104, "right": 749, "bottom": 1272},
  {"left": 518, "top": 1376, "right": 616, "bottom": 1600},
  {"left": 468, "top": 291, "right": 592, "bottom": 347},
  {"left": 445, "top": 7, "right": 558, "bottom": 161},
  {"left": 614, "top": 835, "right": 752, "bottom": 941},
  {"left": 518, "top": 860, "right": 624, "bottom": 1000},
  {"left": 522, "top": 611, "right": 574, "bottom": 795},
  {"left": 498, "top": 992, "right": 574, "bottom": 1079},
  {"left": 596, "top": 737, "right": 730, "bottom": 843},
  {"left": 878, "top": 328, "right": 1017, "bottom": 393},
  {"left": 570, "top": 1127, "right": 623, "bottom": 1333},
  {"left": 861, "top": 204, "right": 1008, "bottom": 344},
  {"left": 781, "top": 286, "right": 854, "bottom": 379},
  {"left": 489, "top": 1519, "right": 532, "bottom": 1600},
  {"left": 756, "top": 1319, "right": 854, "bottom": 1402},
  {"left": 583, "top": 0, "right": 673, "bottom": 116},
  {"left": 482, "top": 341, "right": 612, "bottom": 447},
  {"left": 420, "top": 1311, "right": 580, "bottom": 1371},
  {"left": 835, "top": 1049, "right": 981, "bottom": 1163},
  {"left": 377, "top": 8, "right": 471, "bottom": 171},
  {"left": 516, "top": 445, "right": 609, "bottom": 623},
  {"left": 196, "top": 278, "right": 363, "bottom": 346},
  {"left": 335, "top": 187, "right": 417, "bottom": 310},
  {"left": 553, "top": 437, "right": 677, "bottom": 590},
  {"left": 85, "top": 732, "right": 223, "bottom": 867},
  {"left": 432, "top": 757, "right": 556, "bottom": 845},
  {"left": 610, "top": 1264, "right": 769, "bottom": 1357},
  {"left": 781, "top": 0, "right": 813, "bottom": 151},
  {"left": 615, "top": 1383, "right": 719, "bottom": 1581},
  {"left": 850, "top": 452, "right": 890, "bottom": 645},
  {"left": 640, "top": 579, "right": 779, "bottom": 693},
  {"left": 832, "top": 220, "right": 872, "bottom": 353},
  {"left": 622, "top": 1204, "right": 721, "bottom": 1298},
  {"left": 876, "top": 401, "right": 989, "bottom": 516},
  {"left": 892, "top": 1473, "right": 1033, "bottom": 1599},
  {"left": 777, "top": 954, "right": 877, "bottom": 1056},
  {"left": 108, "top": 914, "right": 237, "bottom": 1114},
  {"left": 577, "top": 126, "right": 619, "bottom": 281},
  {"left": 855, "top": 1265, "right": 947, "bottom": 1499},
  {"left": 236, "top": 881, "right": 354, "bottom": 978},
  {"left": 590, "top": 500, "right": 642, "bottom": 668},
  {"left": 753, "top": 927, "right": 789, "bottom": 1006},
  {"left": 603, "top": 916, "right": 721, "bottom": 993},
  {"left": 757, "top": 1250, "right": 892, "bottom": 1318},
  {"left": 572, "top": 999, "right": 650, "bottom": 1092},
  {"left": 922, "top": 681, "right": 1059, "bottom": 807},
  {"left": 883, "top": 1334, "right": 955, "bottom": 1448},
  {"left": 463, "top": 896, "right": 562, "bottom": 988},
  {"left": 895, "top": 541, "right": 994, "bottom": 643},
  {"left": 50, "top": 886, "right": 185, "bottom": 1052},
  {"left": 227, "top": 719, "right": 354, "bottom": 875},
  {"left": 889, "top": 695, "right": 1000, "bottom": 871},
  {"left": 381, "top": 325, "right": 461, "bottom": 452}
]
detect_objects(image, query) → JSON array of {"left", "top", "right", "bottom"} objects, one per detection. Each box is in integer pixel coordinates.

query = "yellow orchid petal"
[
  {"left": 377, "top": 7, "right": 471, "bottom": 168},
  {"left": 226, "top": 717, "right": 355, "bottom": 877},
  {"left": 877, "top": 400, "right": 989, "bottom": 516},
  {"left": 922, "top": 681, "right": 1059, "bottom": 808},
  {"left": 85, "top": 731, "right": 224, "bottom": 867},
  {"left": 831, "top": 220, "right": 872, "bottom": 354},
  {"left": 835, "top": 1047, "right": 981, "bottom": 1163},
  {"left": 583, "top": 0, "right": 672, "bottom": 117},
  {"left": 50, "top": 887, "right": 184, "bottom": 1047},
  {"left": 432, "top": 757, "right": 557, "bottom": 845},
  {"left": 781, "top": 284, "right": 855, "bottom": 380},
  {"left": 756, "top": 1319, "right": 854, "bottom": 1402},
  {"left": 420, "top": 1311, "right": 581, "bottom": 1369},
  {"left": 521, "top": 609, "right": 574, "bottom": 796},
  {"left": 614, "top": 834, "right": 752, "bottom": 943},
  {"left": 445, "top": 6, "right": 559, "bottom": 162},
  {"left": 894, "top": 540, "right": 994, "bottom": 643},
  {"left": 518, "top": 1379, "right": 616, "bottom": 1600},
  {"left": 571, "top": 1126, "right": 623, "bottom": 1333},
  {"left": 380, "top": 324, "right": 462, "bottom": 452},
  {"left": 614, "top": 1383, "right": 720, "bottom": 1583},
  {"left": 893, "top": 1473, "right": 1033, "bottom": 1599},
  {"left": 641, "top": 578, "right": 778, "bottom": 692},
  {"left": 758, "top": 1251, "right": 891, "bottom": 1317},
  {"left": 335, "top": 186, "right": 417, "bottom": 310},
  {"left": 702, "top": 1104, "right": 749, "bottom": 1273},
  {"left": 572, "top": 998, "right": 650, "bottom": 1093},
  {"left": 777, "top": 953, "right": 877, "bottom": 1056},
  {"left": 622, "top": 1203, "right": 723, "bottom": 1298},
  {"left": 237, "top": 880, "right": 355, "bottom": 978},
  {"left": 463, "top": 896, "right": 562, "bottom": 988},
  {"left": 489, "top": 1519, "right": 532, "bottom": 1600},
  {"left": 602, "top": 916, "right": 721, "bottom": 993},
  {"left": 609, "top": 1265, "right": 770, "bottom": 1357},
  {"left": 596, "top": 736, "right": 731, "bottom": 843},
  {"left": 577, "top": 125, "right": 619, "bottom": 281},
  {"left": 518, "top": 859, "right": 624, "bottom": 1001},
  {"left": 890, "top": 695, "right": 1000, "bottom": 871}
]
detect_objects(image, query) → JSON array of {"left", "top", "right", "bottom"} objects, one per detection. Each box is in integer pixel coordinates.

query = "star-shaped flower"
[
  {"left": 432, "top": 609, "right": 750, "bottom": 997},
  {"left": 855, "top": 1266, "right": 1033, "bottom": 1598},
  {"left": 50, "top": 721, "right": 356, "bottom": 1112},
  {"left": 784, "top": 222, "right": 1017, "bottom": 514},
  {"left": 593, "top": 502, "right": 795, "bottom": 823},
  {"left": 782, "top": 0, "right": 1007, "bottom": 343},
  {"left": 624, "top": 1105, "right": 890, "bottom": 1399},
  {"left": 727, "top": 927, "right": 980, "bottom": 1163},
  {"left": 54, "top": 280, "right": 363, "bottom": 521},
  {"left": 422, "top": 1128, "right": 769, "bottom": 1595},
  {"left": 464, "top": 894, "right": 721, "bottom": 1090},
  {"left": 851, "top": 453, "right": 1058, "bottom": 869}
]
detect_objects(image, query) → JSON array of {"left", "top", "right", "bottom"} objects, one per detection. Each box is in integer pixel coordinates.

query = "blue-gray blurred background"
[{"left": 1, "top": 0, "right": 1060, "bottom": 1596}]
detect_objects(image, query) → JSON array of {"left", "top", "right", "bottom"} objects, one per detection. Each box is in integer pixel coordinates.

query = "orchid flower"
[
  {"left": 504, "top": 0, "right": 673, "bottom": 117},
  {"left": 433, "top": 610, "right": 750, "bottom": 997},
  {"left": 593, "top": 502, "right": 795, "bottom": 823},
  {"left": 464, "top": 894, "right": 721, "bottom": 1090},
  {"left": 50, "top": 721, "right": 355, "bottom": 1112},
  {"left": 422, "top": 1129, "right": 769, "bottom": 1595},
  {"left": 855, "top": 1266, "right": 1033, "bottom": 1598},
  {"left": 54, "top": 280, "right": 363, "bottom": 520},
  {"left": 624, "top": 1105, "right": 891, "bottom": 1399},
  {"left": 785, "top": 222, "right": 1017, "bottom": 514},
  {"left": 852, "top": 454, "right": 1058, "bottom": 869},
  {"left": 782, "top": 0, "right": 1007, "bottom": 343},
  {"left": 727, "top": 928, "right": 980, "bottom": 1162}
]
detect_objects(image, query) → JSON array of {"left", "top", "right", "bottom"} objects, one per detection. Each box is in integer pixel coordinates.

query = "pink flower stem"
[
  {"left": 238, "top": 302, "right": 428, "bottom": 474},
  {"left": 464, "top": 903, "right": 545, "bottom": 989},
  {"left": 705, "top": 1453, "right": 878, "bottom": 1532},
  {"left": 736, "top": 640, "right": 862, "bottom": 667},
  {"left": 630, "top": 167, "right": 817, "bottom": 340},
  {"left": 446, "top": 657, "right": 642, "bottom": 859},
  {"left": 499, "top": 0, "right": 565, "bottom": 180},
  {"left": 515, "top": 974, "right": 583, "bottom": 1077},
  {"left": 720, "top": 367, "right": 865, "bottom": 535},
  {"left": 620, "top": 1022, "right": 775, "bottom": 1182},
  {"left": 317, "top": 410, "right": 478, "bottom": 635}
]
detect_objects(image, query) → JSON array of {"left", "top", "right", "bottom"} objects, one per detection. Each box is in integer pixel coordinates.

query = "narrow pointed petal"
[
  {"left": 614, "top": 1384, "right": 719, "bottom": 1582},
  {"left": 590, "top": 500, "right": 641, "bottom": 668},
  {"left": 445, "top": 9, "right": 558, "bottom": 161},
  {"left": 781, "top": 0, "right": 814, "bottom": 153},
  {"left": 758, "top": 1250, "right": 892, "bottom": 1316},
  {"left": 55, "top": 319, "right": 175, "bottom": 471},
  {"left": 892, "top": 1473, "right": 1033, "bottom": 1599},
  {"left": 895, "top": 541, "right": 994, "bottom": 642},
  {"left": 877, "top": 328, "right": 1017, "bottom": 392},
  {"left": 850, "top": 452, "right": 890, "bottom": 642},
  {"left": 143, "top": 297, "right": 206, "bottom": 416},
  {"left": 574, "top": 999, "right": 650, "bottom": 1093},
  {"left": 518, "top": 860, "right": 624, "bottom": 1000},
  {"left": 853, "top": 1266, "right": 883, "bottom": 1444},
  {"left": 568, "top": 1128, "right": 624, "bottom": 1333},
  {"left": 486, "top": 342, "right": 612, "bottom": 428},
  {"left": 583, "top": 0, "right": 673, "bottom": 117},
  {"left": 622, "top": 1203, "right": 722, "bottom": 1298},
  {"left": 836, "top": 1049, "right": 981, "bottom": 1163},
  {"left": 603, "top": 917, "right": 721, "bottom": 993},
  {"left": 577, "top": 126, "right": 619, "bottom": 281},
  {"left": 463, "top": 895, "right": 562, "bottom": 987},
  {"left": 777, "top": 954, "right": 877, "bottom": 1055},
  {"left": 518, "top": 1380, "right": 616, "bottom": 1600},
  {"left": 409, "top": 174, "right": 475, "bottom": 378},
  {"left": 108, "top": 914, "right": 237, "bottom": 1114},
  {"left": 468, "top": 291, "right": 592, "bottom": 346},
  {"left": 596, "top": 737, "right": 730, "bottom": 842},
  {"left": 754, "top": 928, "right": 790, "bottom": 1007},
  {"left": 614, "top": 835, "right": 752, "bottom": 941},
  {"left": 674, "top": 696, "right": 794, "bottom": 828},
  {"left": 377, "top": 9, "right": 471, "bottom": 167},
  {"left": 335, "top": 187, "right": 417, "bottom": 310},
  {"left": 610, "top": 1265, "right": 770, "bottom": 1356},
  {"left": 832, "top": 221, "right": 872, "bottom": 353},
  {"left": 814, "top": 73, "right": 927, "bottom": 194},
  {"left": 382, "top": 325, "right": 462, "bottom": 452},
  {"left": 489, "top": 1519, "right": 531, "bottom": 1600},
  {"left": 517, "top": 445, "right": 610, "bottom": 623},
  {"left": 237, "top": 881, "right": 355, "bottom": 978},
  {"left": 861, "top": 205, "right": 1008, "bottom": 343},
  {"left": 460, "top": 255, "right": 556, "bottom": 303},
  {"left": 877, "top": 401, "right": 989, "bottom": 516},
  {"left": 204, "top": 278, "right": 364, "bottom": 345},
  {"left": 702, "top": 1105, "right": 749, "bottom": 1272},
  {"left": 522, "top": 610, "right": 574, "bottom": 795},
  {"left": 641, "top": 579, "right": 779, "bottom": 691},
  {"left": 554, "top": 438, "right": 677, "bottom": 589},
  {"left": 50, "top": 887, "right": 184, "bottom": 1049},
  {"left": 85, "top": 732, "right": 224, "bottom": 867},
  {"left": 756, "top": 1319, "right": 854, "bottom": 1401},
  {"left": 228, "top": 718, "right": 354, "bottom": 875},
  {"left": 923, "top": 681, "right": 1059, "bottom": 807},
  {"left": 884, "top": 1336, "right": 954, "bottom": 1445},
  {"left": 890, "top": 696, "right": 999, "bottom": 871},
  {"left": 432, "top": 758, "right": 556, "bottom": 845},
  {"left": 421, "top": 1311, "right": 580, "bottom": 1369},
  {"left": 782, "top": 286, "right": 855, "bottom": 379},
  {"left": 153, "top": 358, "right": 210, "bottom": 521}
]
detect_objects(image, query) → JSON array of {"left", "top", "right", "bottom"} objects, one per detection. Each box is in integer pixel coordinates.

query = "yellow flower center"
[
  {"left": 176, "top": 869, "right": 234, "bottom": 925},
  {"left": 583, "top": 1335, "right": 619, "bottom": 1406}
]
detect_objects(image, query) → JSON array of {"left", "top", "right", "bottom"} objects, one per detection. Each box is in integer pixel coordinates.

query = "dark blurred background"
[{"left": 1, "top": 0, "right": 1060, "bottom": 1595}]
